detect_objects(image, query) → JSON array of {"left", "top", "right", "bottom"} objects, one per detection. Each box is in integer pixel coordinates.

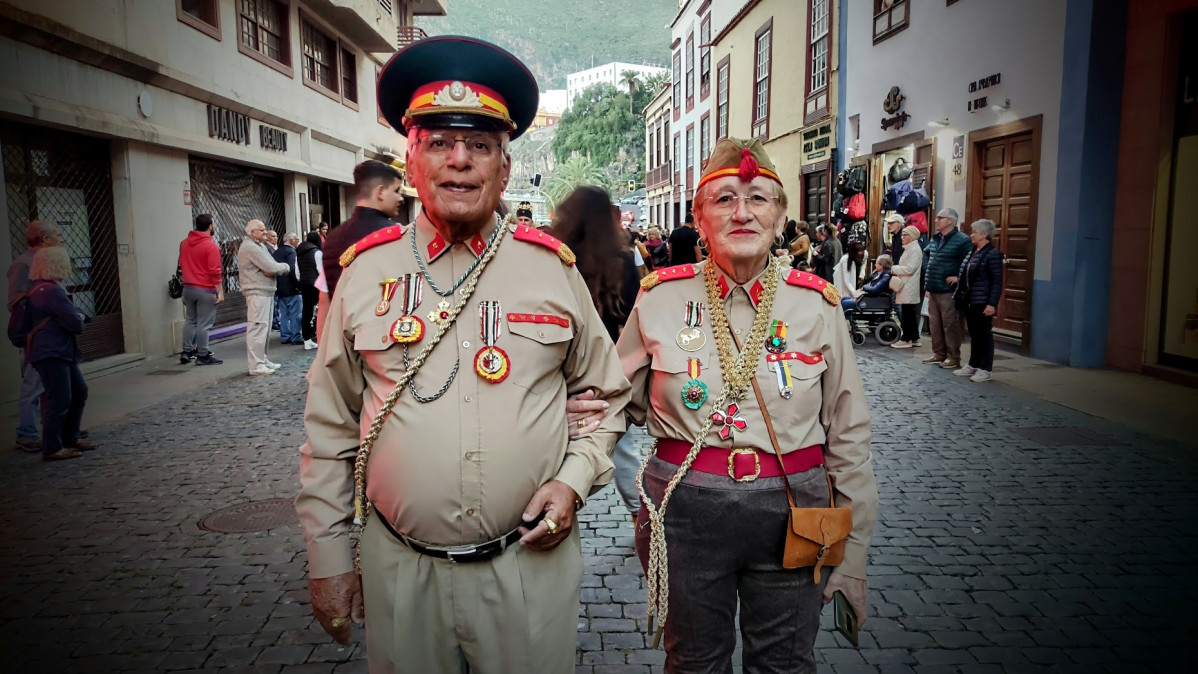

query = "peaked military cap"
[
  {"left": 377, "top": 36, "right": 540, "bottom": 140},
  {"left": 516, "top": 201, "right": 534, "bottom": 219}
]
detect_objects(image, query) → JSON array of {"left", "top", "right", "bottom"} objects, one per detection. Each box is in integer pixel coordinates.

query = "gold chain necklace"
[{"left": 636, "top": 256, "right": 783, "bottom": 646}]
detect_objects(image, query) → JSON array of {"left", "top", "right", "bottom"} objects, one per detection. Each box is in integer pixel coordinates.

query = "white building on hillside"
[
  {"left": 566, "top": 62, "right": 667, "bottom": 108},
  {"left": 540, "top": 90, "right": 568, "bottom": 115}
]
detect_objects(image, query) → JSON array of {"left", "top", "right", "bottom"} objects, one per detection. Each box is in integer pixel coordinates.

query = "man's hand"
[
  {"left": 983, "top": 304, "right": 996, "bottom": 317},
  {"left": 946, "top": 276, "right": 958, "bottom": 285},
  {"left": 216, "top": 288, "right": 225, "bottom": 304},
  {"left": 310, "top": 571, "right": 365, "bottom": 645},
  {"left": 518, "top": 480, "right": 579, "bottom": 551},
  {"left": 822, "top": 570, "right": 868, "bottom": 626},
  {"left": 567, "top": 389, "right": 609, "bottom": 438}
]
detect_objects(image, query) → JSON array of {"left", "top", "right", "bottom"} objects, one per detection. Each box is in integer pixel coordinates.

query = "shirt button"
[
  {"left": 464, "top": 395, "right": 473, "bottom": 402},
  {"left": 463, "top": 340, "right": 471, "bottom": 348},
  {"left": 537, "top": 331, "right": 545, "bottom": 339},
  {"left": 735, "top": 329, "right": 743, "bottom": 335},
  {"left": 381, "top": 335, "right": 389, "bottom": 344},
  {"left": 466, "top": 508, "right": 476, "bottom": 516}
]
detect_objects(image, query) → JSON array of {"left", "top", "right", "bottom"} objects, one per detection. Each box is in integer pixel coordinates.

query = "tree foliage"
[
  {"left": 551, "top": 78, "right": 663, "bottom": 191},
  {"left": 544, "top": 155, "right": 607, "bottom": 209}
]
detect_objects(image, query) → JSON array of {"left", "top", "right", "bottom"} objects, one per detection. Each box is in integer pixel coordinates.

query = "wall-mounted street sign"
[
  {"left": 207, "top": 104, "right": 250, "bottom": 145},
  {"left": 967, "top": 73, "right": 1002, "bottom": 112}
]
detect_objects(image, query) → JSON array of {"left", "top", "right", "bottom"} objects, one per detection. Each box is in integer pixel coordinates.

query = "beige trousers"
[
  {"left": 244, "top": 294, "right": 273, "bottom": 370},
  {"left": 359, "top": 515, "right": 583, "bottom": 674}
]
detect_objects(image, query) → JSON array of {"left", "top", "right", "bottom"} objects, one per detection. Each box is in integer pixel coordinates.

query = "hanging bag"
[
  {"left": 846, "top": 193, "right": 866, "bottom": 221},
  {"left": 888, "top": 157, "right": 913, "bottom": 183},
  {"left": 168, "top": 259, "right": 184, "bottom": 299}
]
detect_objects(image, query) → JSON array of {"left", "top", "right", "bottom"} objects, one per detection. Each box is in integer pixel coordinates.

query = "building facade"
[
  {"left": 0, "top": 0, "right": 446, "bottom": 396},
  {"left": 666, "top": 0, "right": 715, "bottom": 228},
  {"left": 565, "top": 62, "right": 667, "bottom": 110},
  {"left": 643, "top": 83, "right": 673, "bottom": 231}
]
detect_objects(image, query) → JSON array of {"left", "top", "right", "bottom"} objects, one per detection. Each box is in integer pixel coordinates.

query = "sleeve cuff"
[
  {"left": 837, "top": 539, "right": 869, "bottom": 579},
  {"left": 554, "top": 451, "right": 602, "bottom": 507},
  {"left": 306, "top": 538, "right": 356, "bottom": 579}
]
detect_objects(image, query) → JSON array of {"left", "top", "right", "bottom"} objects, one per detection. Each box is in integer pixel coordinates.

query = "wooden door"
[{"left": 969, "top": 118, "right": 1041, "bottom": 340}]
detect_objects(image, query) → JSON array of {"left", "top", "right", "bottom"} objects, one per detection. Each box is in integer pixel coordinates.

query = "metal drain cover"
[
  {"left": 1011, "top": 426, "right": 1123, "bottom": 446},
  {"left": 199, "top": 498, "right": 297, "bottom": 533}
]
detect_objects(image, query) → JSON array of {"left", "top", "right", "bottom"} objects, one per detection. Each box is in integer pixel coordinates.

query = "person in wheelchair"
[{"left": 841, "top": 254, "right": 893, "bottom": 319}]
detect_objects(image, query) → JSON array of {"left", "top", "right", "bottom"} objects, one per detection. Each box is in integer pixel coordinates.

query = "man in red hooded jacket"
[{"left": 178, "top": 213, "right": 225, "bottom": 365}]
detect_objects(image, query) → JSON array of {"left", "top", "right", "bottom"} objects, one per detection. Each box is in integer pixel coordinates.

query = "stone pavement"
[{"left": 0, "top": 342, "right": 1193, "bottom": 673}]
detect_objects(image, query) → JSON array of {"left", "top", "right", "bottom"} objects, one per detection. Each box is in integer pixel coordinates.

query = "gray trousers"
[
  {"left": 636, "top": 455, "right": 830, "bottom": 674},
  {"left": 182, "top": 286, "right": 219, "bottom": 357},
  {"left": 613, "top": 429, "right": 645, "bottom": 512},
  {"left": 927, "top": 291, "right": 964, "bottom": 363}
]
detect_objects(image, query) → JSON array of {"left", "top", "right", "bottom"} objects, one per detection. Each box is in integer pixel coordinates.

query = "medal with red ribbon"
[
  {"left": 675, "top": 301, "right": 707, "bottom": 352},
  {"left": 389, "top": 273, "right": 426, "bottom": 343},
  {"left": 680, "top": 358, "right": 708, "bottom": 410},
  {"left": 376, "top": 278, "right": 399, "bottom": 316},
  {"left": 765, "top": 319, "right": 787, "bottom": 354},
  {"left": 474, "top": 300, "right": 510, "bottom": 383}
]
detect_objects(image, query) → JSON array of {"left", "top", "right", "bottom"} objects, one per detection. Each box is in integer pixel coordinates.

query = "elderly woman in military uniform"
[{"left": 616, "top": 138, "right": 878, "bottom": 673}]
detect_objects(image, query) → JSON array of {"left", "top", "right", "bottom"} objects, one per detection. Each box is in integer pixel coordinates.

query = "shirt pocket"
[
  {"left": 759, "top": 352, "right": 827, "bottom": 416},
  {"left": 352, "top": 317, "right": 400, "bottom": 353},
  {"left": 505, "top": 319, "right": 572, "bottom": 394}
]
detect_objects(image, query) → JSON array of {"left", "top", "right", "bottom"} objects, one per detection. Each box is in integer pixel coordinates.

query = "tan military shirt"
[
  {"left": 298, "top": 215, "right": 631, "bottom": 579},
  {"left": 616, "top": 261, "right": 877, "bottom": 578}
]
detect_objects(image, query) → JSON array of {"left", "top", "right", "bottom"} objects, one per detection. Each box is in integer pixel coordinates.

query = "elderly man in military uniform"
[
  {"left": 514, "top": 200, "right": 535, "bottom": 228},
  {"left": 296, "top": 36, "right": 630, "bottom": 672}
]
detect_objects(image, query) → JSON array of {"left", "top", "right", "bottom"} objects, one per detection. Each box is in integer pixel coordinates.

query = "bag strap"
[{"left": 728, "top": 327, "right": 835, "bottom": 509}]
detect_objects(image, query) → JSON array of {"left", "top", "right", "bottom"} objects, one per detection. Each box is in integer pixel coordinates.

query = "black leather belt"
[{"left": 376, "top": 512, "right": 531, "bottom": 563}]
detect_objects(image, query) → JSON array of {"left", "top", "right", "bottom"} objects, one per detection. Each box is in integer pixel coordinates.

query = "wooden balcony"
[{"left": 397, "top": 25, "right": 428, "bottom": 47}]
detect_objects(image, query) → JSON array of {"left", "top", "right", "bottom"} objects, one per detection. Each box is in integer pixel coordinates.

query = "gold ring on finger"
[
  {"left": 544, "top": 517, "right": 559, "bottom": 534},
  {"left": 329, "top": 616, "right": 350, "bottom": 629}
]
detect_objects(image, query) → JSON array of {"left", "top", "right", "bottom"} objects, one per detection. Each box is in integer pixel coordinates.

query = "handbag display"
[
  {"left": 168, "top": 262, "right": 184, "bottom": 299},
  {"left": 740, "top": 333, "right": 853, "bottom": 583}
]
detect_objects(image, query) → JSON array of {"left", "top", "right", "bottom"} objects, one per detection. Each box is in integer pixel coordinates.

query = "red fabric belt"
[{"left": 655, "top": 439, "right": 824, "bottom": 482}]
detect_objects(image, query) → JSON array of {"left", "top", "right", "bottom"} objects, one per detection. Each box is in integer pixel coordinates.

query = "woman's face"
[
  {"left": 319, "top": 224, "right": 328, "bottom": 235},
  {"left": 696, "top": 175, "right": 786, "bottom": 269},
  {"left": 970, "top": 229, "right": 988, "bottom": 246},
  {"left": 901, "top": 231, "right": 913, "bottom": 245}
]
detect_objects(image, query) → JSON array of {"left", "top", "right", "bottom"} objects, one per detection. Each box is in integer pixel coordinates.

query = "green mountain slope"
[{"left": 418, "top": 0, "right": 676, "bottom": 89}]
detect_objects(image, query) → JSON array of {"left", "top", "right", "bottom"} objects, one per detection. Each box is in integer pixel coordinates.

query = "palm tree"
[
  {"left": 544, "top": 154, "right": 607, "bottom": 209},
  {"left": 620, "top": 71, "right": 641, "bottom": 114}
]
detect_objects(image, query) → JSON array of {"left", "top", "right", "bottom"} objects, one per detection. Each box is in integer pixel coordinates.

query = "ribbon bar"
[{"left": 506, "top": 313, "right": 570, "bottom": 328}]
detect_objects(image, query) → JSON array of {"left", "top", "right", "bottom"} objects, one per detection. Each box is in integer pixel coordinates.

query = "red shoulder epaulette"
[
  {"left": 785, "top": 269, "right": 841, "bottom": 306},
  {"left": 512, "top": 224, "right": 575, "bottom": 266},
  {"left": 641, "top": 264, "right": 697, "bottom": 291},
  {"left": 339, "top": 225, "right": 405, "bottom": 267}
]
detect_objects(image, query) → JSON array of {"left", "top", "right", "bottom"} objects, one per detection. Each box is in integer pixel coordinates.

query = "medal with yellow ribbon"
[
  {"left": 474, "top": 300, "right": 510, "bottom": 383},
  {"left": 680, "top": 358, "right": 708, "bottom": 410},
  {"left": 376, "top": 278, "right": 399, "bottom": 316},
  {"left": 390, "top": 273, "right": 426, "bottom": 343}
]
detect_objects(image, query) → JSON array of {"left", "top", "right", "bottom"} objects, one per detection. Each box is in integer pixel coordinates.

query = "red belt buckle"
[{"left": 728, "top": 448, "right": 761, "bottom": 482}]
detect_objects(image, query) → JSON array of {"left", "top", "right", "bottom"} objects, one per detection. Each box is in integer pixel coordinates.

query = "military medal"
[
  {"left": 765, "top": 320, "right": 787, "bottom": 354},
  {"left": 389, "top": 274, "right": 426, "bottom": 343},
  {"left": 711, "top": 402, "right": 748, "bottom": 440},
  {"left": 680, "top": 358, "right": 708, "bottom": 410},
  {"left": 675, "top": 301, "right": 707, "bottom": 352},
  {"left": 773, "top": 360, "right": 793, "bottom": 399},
  {"left": 475, "top": 300, "right": 509, "bottom": 383},
  {"left": 375, "top": 278, "right": 399, "bottom": 316},
  {"left": 428, "top": 300, "right": 452, "bottom": 327}
]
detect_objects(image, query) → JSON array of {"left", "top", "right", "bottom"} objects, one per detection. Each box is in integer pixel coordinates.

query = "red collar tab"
[
  {"left": 717, "top": 275, "right": 731, "bottom": 300},
  {"left": 749, "top": 280, "right": 765, "bottom": 307},
  {"left": 426, "top": 231, "right": 487, "bottom": 262}
]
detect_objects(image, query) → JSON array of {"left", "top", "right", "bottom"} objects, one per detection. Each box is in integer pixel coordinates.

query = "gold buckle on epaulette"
[{"left": 728, "top": 448, "right": 760, "bottom": 482}]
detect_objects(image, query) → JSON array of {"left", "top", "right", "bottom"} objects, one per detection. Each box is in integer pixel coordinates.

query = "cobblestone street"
[{"left": 0, "top": 344, "right": 1193, "bottom": 673}]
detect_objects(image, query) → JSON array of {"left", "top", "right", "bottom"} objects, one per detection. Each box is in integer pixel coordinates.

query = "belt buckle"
[
  {"left": 445, "top": 547, "right": 477, "bottom": 563},
  {"left": 728, "top": 448, "right": 760, "bottom": 482}
]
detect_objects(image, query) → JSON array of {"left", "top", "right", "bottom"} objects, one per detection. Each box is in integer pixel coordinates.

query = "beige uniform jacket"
[
  {"left": 616, "top": 261, "right": 877, "bottom": 578},
  {"left": 298, "top": 215, "right": 631, "bottom": 579}
]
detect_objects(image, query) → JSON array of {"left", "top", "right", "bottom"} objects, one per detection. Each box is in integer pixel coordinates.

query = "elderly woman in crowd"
[
  {"left": 26, "top": 246, "right": 94, "bottom": 461},
  {"left": 888, "top": 225, "right": 924, "bottom": 348},
  {"left": 841, "top": 254, "right": 894, "bottom": 318},
  {"left": 616, "top": 138, "right": 877, "bottom": 672},
  {"left": 953, "top": 219, "right": 1005, "bottom": 382}
]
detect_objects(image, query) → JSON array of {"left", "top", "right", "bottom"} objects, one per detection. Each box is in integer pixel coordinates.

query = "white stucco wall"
[{"left": 843, "top": 0, "right": 1066, "bottom": 280}]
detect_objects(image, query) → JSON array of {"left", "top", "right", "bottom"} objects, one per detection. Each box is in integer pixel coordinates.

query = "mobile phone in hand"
[{"left": 833, "top": 590, "right": 859, "bottom": 647}]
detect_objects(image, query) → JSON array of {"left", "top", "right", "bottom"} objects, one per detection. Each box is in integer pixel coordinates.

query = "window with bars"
[
  {"left": 873, "top": 0, "right": 909, "bottom": 43},
  {"left": 340, "top": 48, "right": 357, "bottom": 104},
  {"left": 810, "top": 0, "right": 829, "bottom": 93},
  {"left": 672, "top": 52, "right": 682, "bottom": 113},
  {"left": 686, "top": 126, "right": 695, "bottom": 185},
  {"left": 685, "top": 33, "right": 695, "bottom": 103},
  {"left": 239, "top": 0, "right": 289, "bottom": 71},
  {"left": 753, "top": 22, "right": 772, "bottom": 138},
  {"left": 716, "top": 57, "right": 729, "bottom": 140},
  {"left": 302, "top": 18, "right": 337, "bottom": 91},
  {"left": 700, "top": 17, "right": 711, "bottom": 95},
  {"left": 674, "top": 134, "right": 681, "bottom": 181},
  {"left": 700, "top": 115, "right": 711, "bottom": 167},
  {"left": 178, "top": 0, "right": 221, "bottom": 39}
]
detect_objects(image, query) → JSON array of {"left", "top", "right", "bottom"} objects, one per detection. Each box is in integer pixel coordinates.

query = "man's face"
[
  {"left": 248, "top": 223, "right": 267, "bottom": 242},
  {"left": 696, "top": 175, "right": 786, "bottom": 268},
  {"left": 516, "top": 215, "right": 534, "bottom": 227},
  {"left": 887, "top": 219, "right": 902, "bottom": 234},
  {"left": 407, "top": 128, "right": 511, "bottom": 234},
  {"left": 372, "top": 178, "right": 404, "bottom": 219},
  {"left": 265, "top": 231, "right": 278, "bottom": 246},
  {"left": 935, "top": 213, "right": 955, "bottom": 234}
]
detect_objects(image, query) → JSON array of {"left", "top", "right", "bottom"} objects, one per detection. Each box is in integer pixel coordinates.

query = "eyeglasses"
[
  {"left": 703, "top": 193, "right": 781, "bottom": 216},
  {"left": 416, "top": 133, "right": 502, "bottom": 158}
]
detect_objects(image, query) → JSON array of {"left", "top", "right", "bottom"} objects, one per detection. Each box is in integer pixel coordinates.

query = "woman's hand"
[
  {"left": 983, "top": 304, "right": 996, "bottom": 316},
  {"left": 567, "top": 389, "right": 610, "bottom": 438}
]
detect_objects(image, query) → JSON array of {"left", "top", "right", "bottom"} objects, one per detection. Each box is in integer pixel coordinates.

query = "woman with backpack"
[{"left": 26, "top": 247, "right": 94, "bottom": 461}]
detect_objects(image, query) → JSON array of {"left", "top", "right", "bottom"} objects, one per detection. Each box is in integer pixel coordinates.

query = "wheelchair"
[{"left": 845, "top": 293, "right": 901, "bottom": 346}]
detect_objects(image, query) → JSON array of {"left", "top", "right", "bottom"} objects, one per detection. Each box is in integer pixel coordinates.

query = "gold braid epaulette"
[{"left": 339, "top": 226, "right": 406, "bottom": 268}]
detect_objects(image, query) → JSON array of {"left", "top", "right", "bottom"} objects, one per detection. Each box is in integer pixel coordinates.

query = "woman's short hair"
[
  {"left": 647, "top": 226, "right": 663, "bottom": 239},
  {"left": 970, "top": 218, "right": 998, "bottom": 240},
  {"left": 29, "top": 246, "right": 72, "bottom": 282},
  {"left": 875, "top": 254, "right": 893, "bottom": 269}
]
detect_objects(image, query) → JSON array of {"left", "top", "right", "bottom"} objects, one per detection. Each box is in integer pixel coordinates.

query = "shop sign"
[
  {"left": 259, "top": 124, "right": 288, "bottom": 152},
  {"left": 880, "top": 86, "right": 909, "bottom": 131},
  {"left": 207, "top": 104, "right": 250, "bottom": 145},
  {"left": 967, "top": 72, "right": 1002, "bottom": 112},
  {"left": 801, "top": 120, "right": 836, "bottom": 165}
]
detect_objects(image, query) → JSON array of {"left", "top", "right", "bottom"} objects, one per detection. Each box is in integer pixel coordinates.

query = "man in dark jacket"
[
  {"left": 315, "top": 159, "right": 403, "bottom": 337},
  {"left": 921, "top": 208, "right": 973, "bottom": 369},
  {"left": 273, "top": 233, "right": 303, "bottom": 345},
  {"left": 179, "top": 214, "right": 225, "bottom": 365}
]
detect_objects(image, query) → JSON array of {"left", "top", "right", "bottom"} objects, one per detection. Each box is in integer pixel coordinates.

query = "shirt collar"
[
  {"left": 416, "top": 215, "right": 495, "bottom": 263},
  {"left": 709, "top": 261, "right": 769, "bottom": 310}
]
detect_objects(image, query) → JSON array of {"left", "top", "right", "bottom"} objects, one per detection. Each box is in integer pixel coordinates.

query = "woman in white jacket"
[
  {"left": 833, "top": 241, "right": 867, "bottom": 305},
  {"left": 889, "top": 225, "right": 924, "bottom": 348}
]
